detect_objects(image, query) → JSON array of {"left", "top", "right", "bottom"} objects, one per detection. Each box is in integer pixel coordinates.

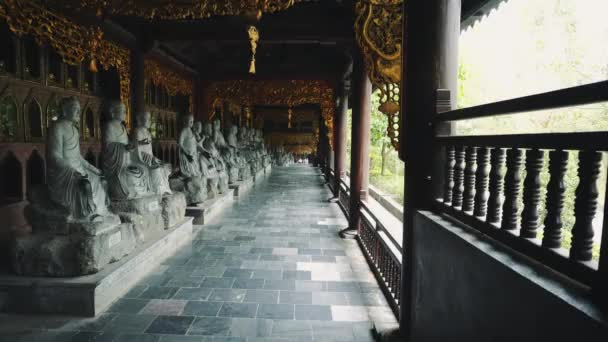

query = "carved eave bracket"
[{"left": 355, "top": 0, "right": 403, "bottom": 152}]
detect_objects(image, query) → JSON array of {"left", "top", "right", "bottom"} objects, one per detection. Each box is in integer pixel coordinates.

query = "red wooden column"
[
  {"left": 399, "top": 0, "right": 461, "bottom": 333},
  {"left": 346, "top": 53, "right": 372, "bottom": 232},
  {"left": 332, "top": 81, "right": 349, "bottom": 198}
]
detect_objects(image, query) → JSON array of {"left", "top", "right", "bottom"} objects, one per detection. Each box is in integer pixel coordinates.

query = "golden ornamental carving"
[
  {"left": 144, "top": 58, "right": 195, "bottom": 112},
  {"left": 207, "top": 80, "right": 335, "bottom": 147},
  {"left": 0, "top": 0, "right": 132, "bottom": 125},
  {"left": 44, "top": 0, "right": 304, "bottom": 20},
  {"left": 355, "top": 0, "right": 402, "bottom": 152}
]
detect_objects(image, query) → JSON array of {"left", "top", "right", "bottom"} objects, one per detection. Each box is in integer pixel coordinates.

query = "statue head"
[
  {"left": 204, "top": 122, "right": 213, "bottom": 136},
  {"left": 137, "top": 111, "right": 151, "bottom": 129},
  {"left": 193, "top": 121, "right": 203, "bottom": 134},
  {"left": 59, "top": 96, "right": 81, "bottom": 124},
  {"left": 212, "top": 119, "right": 222, "bottom": 132},
  {"left": 230, "top": 125, "right": 238, "bottom": 136},
  {"left": 108, "top": 101, "right": 127, "bottom": 122},
  {"left": 183, "top": 114, "right": 194, "bottom": 128}
]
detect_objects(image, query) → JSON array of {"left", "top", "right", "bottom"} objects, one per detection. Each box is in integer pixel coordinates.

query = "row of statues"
[
  {"left": 175, "top": 114, "right": 271, "bottom": 204},
  {"left": 271, "top": 145, "right": 295, "bottom": 167},
  {"left": 13, "top": 96, "right": 270, "bottom": 277}
]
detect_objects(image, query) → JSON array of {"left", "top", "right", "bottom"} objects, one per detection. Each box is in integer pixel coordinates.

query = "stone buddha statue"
[
  {"left": 212, "top": 119, "right": 240, "bottom": 184},
  {"left": 202, "top": 122, "right": 229, "bottom": 192},
  {"left": 226, "top": 125, "right": 251, "bottom": 180},
  {"left": 102, "top": 101, "right": 151, "bottom": 200},
  {"left": 175, "top": 114, "right": 206, "bottom": 204},
  {"left": 193, "top": 121, "right": 220, "bottom": 198},
  {"left": 133, "top": 111, "right": 172, "bottom": 196},
  {"left": 46, "top": 96, "right": 110, "bottom": 220}
]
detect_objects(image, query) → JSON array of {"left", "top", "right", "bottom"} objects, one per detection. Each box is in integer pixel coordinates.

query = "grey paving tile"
[
  {"left": 103, "top": 314, "right": 157, "bottom": 333},
  {"left": 208, "top": 289, "right": 247, "bottom": 302},
  {"left": 188, "top": 317, "right": 232, "bottom": 336},
  {"left": 312, "top": 292, "right": 349, "bottom": 305},
  {"left": 278, "top": 291, "right": 312, "bottom": 305},
  {"left": 140, "top": 299, "right": 187, "bottom": 315},
  {"left": 222, "top": 268, "right": 253, "bottom": 279},
  {"left": 145, "top": 316, "right": 194, "bottom": 335},
  {"left": 201, "top": 277, "right": 235, "bottom": 289},
  {"left": 232, "top": 278, "right": 265, "bottom": 289},
  {"left": 256, "top": 304, "right": 294, "bottom": 320},
  {"left": 107, "top": 299, "right": 150, "bottom": 314},
  {"left": 244, "top": 290, "right": 280, "bottom": 304},
  {"left": 294, "top": 305, "right": 332, "bottom": 321},
  {"left": 282, "top": 271, "right": 311, "bottom": 281},
  {"left": 263, "top": 280, "right": 295, "bottom": 291},
  {"left": 182, "top": 301, "right": 223, "bottom": 316},
  {"left": 228, "top": 318, "right": 273, "bottom": 338},
  {"left": 218, "top": 303, "right": 258, "bottom": 318},
  {"left": 172, "top": 288, "right": 212, "bottom": 301},
  {"left": 139, "top": 287, "right": 180, "bottom": 299}
]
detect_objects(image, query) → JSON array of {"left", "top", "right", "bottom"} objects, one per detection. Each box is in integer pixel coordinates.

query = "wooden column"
[
  {"left": 130, "top": 47, "right": 145, "bottom": 122},
  {"left": 333, "top": 82, "right": 349, "bottom": 198},
  {"left": 348, "top": 52, "right": 372, "bottom": 230},
  {"left": 400, "top": 0, "right": 461, "bottom": 333}
]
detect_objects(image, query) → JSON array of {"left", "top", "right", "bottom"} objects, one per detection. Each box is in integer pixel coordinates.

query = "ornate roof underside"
[{"left": 461, "top": 0, "right": 509, "bottom": 30}]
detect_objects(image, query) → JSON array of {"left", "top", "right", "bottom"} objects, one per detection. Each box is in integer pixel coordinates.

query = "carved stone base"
[
  {"left": 11, "top": 216, "right": 136, "bottom": 277},
  {"left": 1, "top": 218, "right": 193, "bottom": 316},
  {"left": 169, "top": 176, "right": 207, "bottom": 205},
  {"left": 186, "top": 188, "right": 234, "bottom": 225},
  {"left": 162, "top": 192, "right": 187, "bottom": 229},
  {"left": 229, "top": 176, "right": 254, "bottom": 198},
  {"left": 111, "top": 195, "right": 165, "bottom": 239}
]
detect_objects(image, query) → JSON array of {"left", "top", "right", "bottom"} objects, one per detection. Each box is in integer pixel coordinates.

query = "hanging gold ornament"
[
  {"left": 288, "top": 107, "right": 293, "bottom": 128},
  {"left": 248, "top": 25, "right": 259, "bottom": 74}
]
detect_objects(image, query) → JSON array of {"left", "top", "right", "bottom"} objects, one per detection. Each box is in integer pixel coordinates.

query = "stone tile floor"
[{"left": 0, "top": 165, "right": 398, "bottom": 342}]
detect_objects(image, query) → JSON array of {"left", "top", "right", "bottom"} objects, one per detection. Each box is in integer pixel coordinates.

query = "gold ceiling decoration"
[
  {"left": 355, "top": 0, "right": 403, "bottom": 152},
  {"left": 44, "top": 0, "right": 304, "bottom": 20},
  {"left": 0, "top": 0, "right": 132, "bottom": 125},
  {"left": 207, "top": 79, "right": 335, "bottom": 147},
  {"left": 144, "top": 58, "right": 195, "bottom": 112},
  {"left": 248, "top": 26, "right": 259, "bottom": 74}
]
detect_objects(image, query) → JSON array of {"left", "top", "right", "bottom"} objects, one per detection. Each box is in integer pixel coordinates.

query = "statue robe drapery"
[
  {"left": 134, "top": 127, "right": 172, "bottom": 195},
  {"left": 102, "top": 121, "right": 150, "bottom": 199},
  {"left": 46, "top": 120, "right": 108, "bottom": 218}
]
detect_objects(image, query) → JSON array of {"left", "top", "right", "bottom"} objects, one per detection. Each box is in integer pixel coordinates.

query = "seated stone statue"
[
  {"left": 133, "top": 111, "right": 172, "bottom": 196},
  {"left": 47, "top": 97, "right": 110, "bottom": 220},
  {"left": 11, "top": 97, "right": 133, "bottom": 277},
  {"left": 173, "top": 114, "right": 207, "bottom": 204},
  {"left": 102, "top": 101, "right": 151, "bottom": 200},
  {"left": 238, "top": 126, "right": 257, "bottom": 174},
  {"left": 202, "top": 122, "right": 229, "bottom": 193},
  {"left": 213, "top": 119, "right": 240, "bottom": 184},
  {"left": 193, "top": 121, "right": 220, "bottom": 199},
  {"left": 226, "top": 125, "right": 251, "bottom": 180}
]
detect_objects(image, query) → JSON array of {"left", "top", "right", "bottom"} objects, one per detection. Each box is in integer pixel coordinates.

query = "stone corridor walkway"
[{"left": 0, "top": 165, "right": 397, "bottom": 342}]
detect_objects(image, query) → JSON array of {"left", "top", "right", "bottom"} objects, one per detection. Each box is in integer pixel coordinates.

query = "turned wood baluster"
[
  {"left": 443, "top": 146, "right": 456, "bottom": 205},
  {"left": 521, "top": 149, "right": 545, "bottom": 239},
  {"left": 571, "top": 151, "right": 602, "bottom": 262},
  {"left": 501, "top": 148, "right": 525, "bottom": 231},
  {"left": 452, "top": 146, "right": 466, "bottom": 209},
  {"left": 462, "top": 147, "right": 478, "bottom": 213},
  {"left": 474, "top": 147, "right": 492, "bottom": 218},
  {"left": 487, "top": 148, "right": 507, "bottom": 224},
  {"left": 542, "top": 150, "right": 569, "bottom": 248}
]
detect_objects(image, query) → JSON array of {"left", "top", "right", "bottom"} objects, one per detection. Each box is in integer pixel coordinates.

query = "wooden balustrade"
[{"left": 434, "top": 133, "right": 608, "bottom": 286}]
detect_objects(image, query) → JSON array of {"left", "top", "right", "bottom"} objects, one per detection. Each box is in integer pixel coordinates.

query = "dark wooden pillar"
[
  {"left": 399, "top": 0, "right": 461, "bottom": 333},
  {"left": 333, "top": 82, "right": 349, "bottom": 198},
  {"left": 130, "top": 47, "right": 145, "bottom": 122},
  {"left": 348, "top": 52, "right": 372, "bottom": 230}
]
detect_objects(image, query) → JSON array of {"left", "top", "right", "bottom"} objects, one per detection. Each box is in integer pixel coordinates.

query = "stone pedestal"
[
  {"left": 186, "top": 189, "right": 234, "bottom": 225},
  {"left": 229, "top": 176, "right": 254, "bottom": 198},
  {"left": 0, "top": 218, "right": 193, "bottom": 316}
]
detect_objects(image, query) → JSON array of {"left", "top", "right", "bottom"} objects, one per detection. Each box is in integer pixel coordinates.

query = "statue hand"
[
  {"left": 187, "top": 154, "right": 194, "bottom": 163},
  {"left": 126, "top": 143, "right": 136, "bottom": 151}
]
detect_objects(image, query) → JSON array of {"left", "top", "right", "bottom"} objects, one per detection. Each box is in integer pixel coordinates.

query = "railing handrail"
[
  {"left": 436, "top": 80, "right": 608, "bottom": 122},
  {"left": 436, "top": 131, "right": 608, "bottom": 150},
  {"left": 360, "top": 200, "right": 403, "bottom": 255}
]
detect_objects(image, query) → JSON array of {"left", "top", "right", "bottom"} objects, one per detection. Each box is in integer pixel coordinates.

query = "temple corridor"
[{"left": 0, "top": 165, "right": 397, "bottom": 342}]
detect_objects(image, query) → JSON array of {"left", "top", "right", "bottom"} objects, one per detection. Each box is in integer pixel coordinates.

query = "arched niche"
[
  {"left": 46, "top": 96, "right": 60, "bottom": 129},
  {"left": 0, "top": 152, "right": 23, "bottom": 204},
  {"left": 0, "top": 96, "right": 19, "bottom": 142},
  {"left": 83, "top": 107, "right": 96, "bottom": 139},
  {"left": 26, "top": 150, "right": 45, "bottom": 194},
  {"left": 26, "top": 97, "right": 43, "bottom": 140}
]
